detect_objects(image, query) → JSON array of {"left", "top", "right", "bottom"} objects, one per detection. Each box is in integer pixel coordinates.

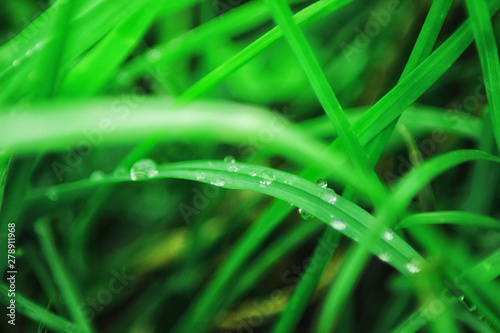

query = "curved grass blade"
[
  {"left": 398, "top": 211, "right": 500, "bottom": 230},
  {"left": 0, "top": 98, "right": 373, "bottom": 195},
  {"left": 28, "top": 160, "right": 421, "bottom": 276},
  {"left": 391, "top": 150, "right": 500, "bottom": 219},
  {"left": 316, "top": 149, "right": 500, "bottom": 332}
]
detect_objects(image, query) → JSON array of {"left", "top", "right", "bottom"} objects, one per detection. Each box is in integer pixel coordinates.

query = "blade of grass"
[
  {"left": 272, "top": 227, "right": 340, "bottom": 333},
  {"left": 316, "top": 149, "right": 500, "bottom": 332},
  {"left": 462, "top": 112, "right": 500, "bottom": 214},
  {"left": 34, "top": 0, "right": 75, "bottom": 99},
  {"left": 465, "top": 0, "right": 500, "bottom": 151},
  {"left": 264, "top": 0, "right": 384, "bottom": 206},
  {"left": 28, "top": 160, "right": 422, "bottom": 276},
  {"left": 398, "top": 211, "right": 500, "bottom": 229},
  {"left": 34, "top": 218, "right": 94, "bottom": 333},
  {"left": 175, "top": 0, "right": 354, "bottom": 103},
  {"left": 0, "top": 283, "right": 81, "bottom": 333},
  {"left": 58, "top": 0, "right": 163, "bottom": 97}
]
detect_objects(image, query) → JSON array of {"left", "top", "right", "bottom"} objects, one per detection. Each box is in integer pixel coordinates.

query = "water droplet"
[
  {"left": 130, "top": 159, "right": 158, "bottom": 181},
  {"left": 46, "top": 187, "right": 59, "bottom": 201},
  {"left": 210, "top": 177, "right": 225, "bottom": 187},
  {"left": 330, "top": 220, "right": 346, "bottom": 231},
  {"left": 406, "top": 262, "right": 421, "bottom": 274},
  {"left": 249, "top": 171, "right": 257, "bottom": 177},
  {"left": 378, "top": 252, "right": 391, "bottom": 262},
  {"left": 35, "top": 42, "right": 43, "bottom": 50},
  {"left": 321, "top": 189, "right": 337, "bottom": 205},
  {"left": 90, "top": 170, "right": 105, "bottom": 182},
  {"left": 224, "top": 155, "right": 236, "bottom": 163},
  {"left": 316, "top": 179, "right": 328, "bottom": 189},
  {"left": 12, "top": 59, "right": 20, "bottom": 67},
  {"left": 26, "top": 48, "right": 34, "bottom": 56},
  {"left": 259, "top": 170, "right": 275, "bottom": 185},
  {"left": 284, "top": 179, "right": 294, "bottom": 186},
  {"left": 383, "top": 230, "right": 394, "bottom": 241},
  {"left": 147, "top": 49, "right": 161, "bottom": 61},
  {"left": 195, "top": 172, "right": 206, "bottom": 180},
  {"left": 298, "top": 208, "right": 313, "bottom": 220},
  {"left": 114, "top": 167, "right": 127, "bottom": 178},
  {"left": 228, "top": 165, "right": 238, "bottom": 172}
]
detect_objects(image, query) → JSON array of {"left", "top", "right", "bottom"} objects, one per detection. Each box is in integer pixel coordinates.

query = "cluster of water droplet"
[{"left": 130, "top": 159, "right": 158, "bottom": 181}]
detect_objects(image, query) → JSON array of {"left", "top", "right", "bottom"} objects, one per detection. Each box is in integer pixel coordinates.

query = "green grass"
[{"left": 1, "top": 0, "right": 500, "bottom": 332}]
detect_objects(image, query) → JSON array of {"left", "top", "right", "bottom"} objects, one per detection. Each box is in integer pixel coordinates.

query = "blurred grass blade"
[
  {"left": 273, "top": 228, "right": 340, "bottom": 333},
  {"left": 59, "top": 1, "right": 163, "bottom": 97},
  {"left": 0, "top": 98, "right": 371, "bottom": 195},
  {"left": 35, "top": 218, "right": 94, "bottom": 333},
  {"left": 0, "top": 283, "right": 81, "bottom": 333},
  {"left": 465, "top": 0, "right": 500, "bottom": 150},
  {"left": 391, "top": 150, "right": 500, "bottom": 219},
  {"left": 264, "top": 0, "right": 383, "bottom": 204},
  {"left": 398, "top": 211, "right": 500, "bottom": 229},
  {"left": 177, "top": 0, "right": 354, "bottom": 102}
]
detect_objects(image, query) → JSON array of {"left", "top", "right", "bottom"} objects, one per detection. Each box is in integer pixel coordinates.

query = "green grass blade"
[
  {"left": 465, "top": 0, "right": 500, "bottom": 150},
  {"left": 28, "top": 160, "right": 422, "bottom": 276},
  {"left": 120, "top": 0, "right": 274, "bottom": 83},
  {"left": 0, "top": 98, "right": 370, "bottom": 194},
  {"left": 59, "top": 1, "right": 162, "bottom": 97},
  {"left": 465, "top": 249, "right": 500, "bottom": 282},
  {"left": 222, "top": 221, "right": 323, "bottom": 312},
  {"left": 391, "top": 150, "right": 500, "bottom": 219},
  {"left": 272, "top": 228, "right": 340, "bottom": 333},
  {"left": 176, "top": 0, "right": 354, "bottom": 103},
  {"left": 400, "top": 0, "right": 454, "bottom": 79},
  {"left": 355, "top": 0, "right": 453, "bottom": 169},
  {"left": 264, "top": 0, "right": 383, "bottom": 204},
  {"left": 398, "top": 211, "right": 500, "bottom": 229},
  {"left": 34, "top": 218, "right": 94, "bottom": 333},
  {"left": 0, "top": 283, "right": 81, "bottom": 333},
  {"left": 35, "top": 0, "right": 75, "bottom": 99}
]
